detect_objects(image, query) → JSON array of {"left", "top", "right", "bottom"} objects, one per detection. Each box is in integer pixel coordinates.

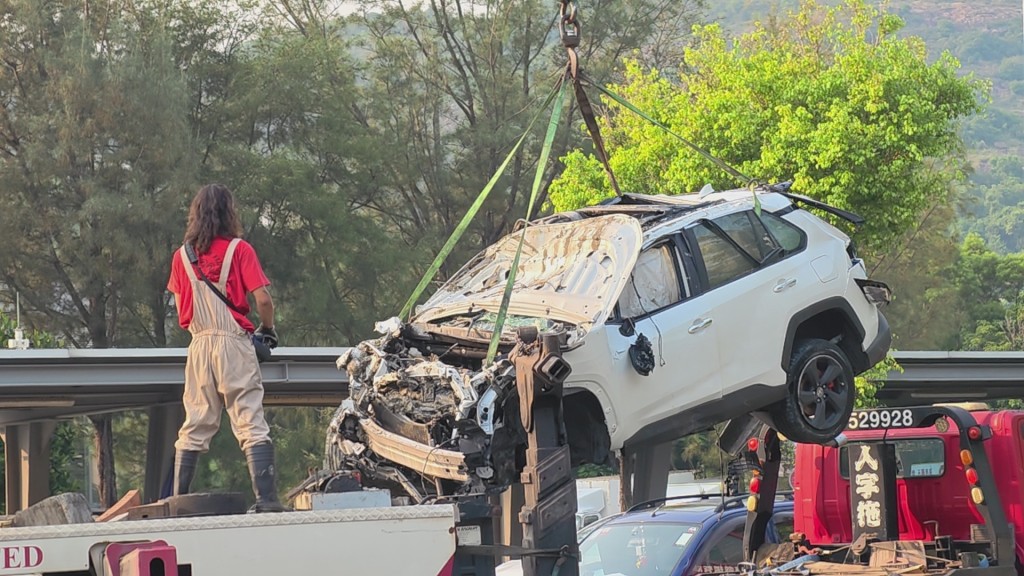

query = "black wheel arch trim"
[
  {"left": 865, "top": 310, "right": 892, "bottom": 368},
  {"left": 780, "top": 297, "right": 867, "bottom": 373}
]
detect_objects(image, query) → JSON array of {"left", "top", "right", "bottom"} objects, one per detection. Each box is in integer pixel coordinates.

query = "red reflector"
[
  {"left": 749, "top": 476, "right": 761, "bottom": 494},
  {"left": 747, "top": 438, "right": 759, "bottom": 452},
  {"left": 968, "top": 426, "right": 982, "bottom": 441},
  {"left": 966, "top": 467, "right": 979, "bottom": 485}
]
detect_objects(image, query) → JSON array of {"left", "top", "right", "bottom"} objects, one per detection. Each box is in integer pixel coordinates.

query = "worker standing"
[{"left": 166, "top": 183, "right": 287, "bottom": 513}]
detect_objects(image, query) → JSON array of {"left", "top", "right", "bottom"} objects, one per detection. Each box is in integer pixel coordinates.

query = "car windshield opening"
[{"left": 579, "top": 521, "right": 701, "bottom": 576}]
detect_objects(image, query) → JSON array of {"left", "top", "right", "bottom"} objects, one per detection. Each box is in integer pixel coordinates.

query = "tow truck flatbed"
[{"left": 0, "top": 504, "right": 458, "bottom": 575}]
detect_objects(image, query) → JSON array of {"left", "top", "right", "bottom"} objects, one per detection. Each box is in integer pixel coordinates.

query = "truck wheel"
[{"left": 772, "top": 338, "right": 854, "bottom": 444}]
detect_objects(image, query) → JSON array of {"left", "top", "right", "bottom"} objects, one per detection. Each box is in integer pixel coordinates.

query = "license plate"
[{"left": 847, "top": 408, "right": 917, "bottom": 430}]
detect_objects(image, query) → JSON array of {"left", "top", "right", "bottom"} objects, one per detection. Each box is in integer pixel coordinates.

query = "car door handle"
[
  {"left": 773, "top": 278, "right": 797, "bottom": 293},
  {"left": 688, "top": 318, "right": 712, "bottom": 334}
]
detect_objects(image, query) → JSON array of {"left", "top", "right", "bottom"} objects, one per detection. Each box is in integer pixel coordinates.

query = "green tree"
[
  {"left": 869, "top": 197, "right": 964, "bottom": 350},
  {"left": 549, "top": 0, "right": 987, "bottom": 256},
  {"left": 952, "top": 232, "right": 1024, "bottom": 351}
]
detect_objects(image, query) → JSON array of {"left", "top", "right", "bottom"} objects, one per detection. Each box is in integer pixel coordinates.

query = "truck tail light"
[
  {"left": 749, "top": 476, "right": 761, "bottom": 494},
  {"left": 965, "top": 467, "right": 979, "bottom": 485},
  {"left": 746, "top": 495, "right": 758, "bottom": 512},
  {"left": 960, "top": 450, "right": 973, "bottom": 466},
  {"left": 967, "top": 426, "right": 982, "bottom": 441},
  {"left": 971, "top": 487, "right": 985, "bottom": 505},
  {"left": 747, "top": 437, "right": 759, "bottom": 452}
]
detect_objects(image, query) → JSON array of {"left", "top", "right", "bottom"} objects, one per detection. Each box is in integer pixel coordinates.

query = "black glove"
[{"left": 256, "top": 324, "right": 279, "bottom": 348}]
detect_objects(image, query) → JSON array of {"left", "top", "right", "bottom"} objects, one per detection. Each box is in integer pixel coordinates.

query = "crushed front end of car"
[{"left": 324, "top": 317, "right": 574, "bottom": 501}]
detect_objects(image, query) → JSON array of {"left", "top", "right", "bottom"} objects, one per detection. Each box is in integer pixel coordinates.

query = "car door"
[
  {"left": 604, "top": 235, "right": 723, "bottom": 429},
  {"left": 685, "top": 209, "right": 815, "bottom": 398}
]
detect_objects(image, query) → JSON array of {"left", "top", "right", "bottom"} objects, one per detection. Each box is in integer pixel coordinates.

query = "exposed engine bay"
[{"left": 323, "top": 317, "right": 573, "bottom": 502}]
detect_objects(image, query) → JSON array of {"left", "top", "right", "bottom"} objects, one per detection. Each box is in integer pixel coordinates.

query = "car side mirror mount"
[{"left": 619, "top": 318, "right": 636, "bottom": 337}]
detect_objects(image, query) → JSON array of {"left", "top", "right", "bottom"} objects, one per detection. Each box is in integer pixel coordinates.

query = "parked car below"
[{"left": 497, "top": 493, "right": 795, "bottom": 576}]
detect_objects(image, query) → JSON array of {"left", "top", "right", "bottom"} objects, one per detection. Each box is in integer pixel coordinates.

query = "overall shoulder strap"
[
  {"left": 218, "top": 238, "right": 242, "bottom": 291},
  {"left": 180, "top": 246, "right": 198, "bottom": 282}
]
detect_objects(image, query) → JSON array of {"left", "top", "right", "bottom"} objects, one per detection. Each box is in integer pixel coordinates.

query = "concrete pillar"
[
  {"left": 2, "top": 421, "right": 58, "bottom": 514},
  {"left": 620, "top": 441, "right": 673, "bottom": 510},
  {"left": 143, "top": 404, "right": 184, "bottom": 503}
]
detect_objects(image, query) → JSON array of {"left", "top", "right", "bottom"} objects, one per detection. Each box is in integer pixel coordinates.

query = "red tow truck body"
[{"left": 792, "top": 407, "right": 1024, "bottom": 568}]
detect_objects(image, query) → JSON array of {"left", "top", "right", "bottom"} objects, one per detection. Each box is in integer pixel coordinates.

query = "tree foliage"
[
  {"left": 549, "top": 0, "right": 986, "bottom": 255},
  {"left": 952, "top": 233, "right": 1024, "bottom": 351},
  {"left": 0, "top": 0, "right": 195, "bottom": 349}
]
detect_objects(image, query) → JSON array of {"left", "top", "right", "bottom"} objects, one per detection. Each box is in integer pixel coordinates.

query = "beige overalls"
[{"left": 174, "top": 238, "right": 272, "bottom": 453}]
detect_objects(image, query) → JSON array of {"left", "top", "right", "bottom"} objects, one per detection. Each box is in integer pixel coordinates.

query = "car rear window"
[
  {"left": 838, "top": 439, "right": 946, "bottom": 478},
  {"left": 580, "top": 522, "right": 701, "bottom": 575}
]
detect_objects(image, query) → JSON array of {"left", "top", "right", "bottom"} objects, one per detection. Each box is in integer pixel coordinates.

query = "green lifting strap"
[
  {"left": 399, "top": 78, "right": 564, "bottom": 321},
  {"left": 485, "top": 75, "right": 568, "bottom": 364}
]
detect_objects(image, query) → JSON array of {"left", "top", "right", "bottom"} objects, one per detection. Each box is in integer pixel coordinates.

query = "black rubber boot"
[
  {"left": 173, "top": 450, "right": 200, "bottom": 496},
  {"left": 245, "top": 441, "right": 290, "bottom": 513}
]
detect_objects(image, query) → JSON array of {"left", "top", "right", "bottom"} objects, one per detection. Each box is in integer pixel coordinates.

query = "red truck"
[
  {"left": 792, "top": 404, "right": 1023, "bottom": 568},
  {"left": 730, "top": 404, "right": 1018, "bottom": 576}
]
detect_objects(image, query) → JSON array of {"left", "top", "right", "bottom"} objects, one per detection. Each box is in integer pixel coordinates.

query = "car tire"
[{"left": 772, "top": 338, "right": 855, "bottom": 444}]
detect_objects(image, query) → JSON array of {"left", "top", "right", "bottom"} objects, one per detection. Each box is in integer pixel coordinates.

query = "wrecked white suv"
[{"left": 327, "top": 184, "right": 891, "bottom": 500}]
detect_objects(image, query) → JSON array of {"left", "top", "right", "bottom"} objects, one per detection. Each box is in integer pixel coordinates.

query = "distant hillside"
[{"left": 707, "top": 0, "right": 1024, "bottom": 250}]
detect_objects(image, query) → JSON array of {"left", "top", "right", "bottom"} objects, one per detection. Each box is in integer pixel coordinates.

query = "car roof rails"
[{"left": 626, "top": 490, "right": 794, "bottom": 514}]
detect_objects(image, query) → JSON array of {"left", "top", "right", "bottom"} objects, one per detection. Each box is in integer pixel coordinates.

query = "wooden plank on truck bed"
[{"left": 96, "top": 490, "right": 141, "bottom": 522}]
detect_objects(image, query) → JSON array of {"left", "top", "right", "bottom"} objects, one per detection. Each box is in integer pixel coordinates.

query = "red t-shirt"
[{"left": 167, "top": 236, "right": 270, "bottom": 333}]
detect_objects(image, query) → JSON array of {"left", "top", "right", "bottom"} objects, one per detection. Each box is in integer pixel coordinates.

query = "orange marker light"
[{"left": 960, "top": 450, "right": 973, "bottom": 466}]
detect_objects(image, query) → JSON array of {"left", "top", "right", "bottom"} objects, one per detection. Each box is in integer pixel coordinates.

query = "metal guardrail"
[{"left": 0, "top": 347, "right": 351, "bottom": 426}]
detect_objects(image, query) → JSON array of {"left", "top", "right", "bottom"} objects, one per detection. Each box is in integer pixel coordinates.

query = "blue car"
[{"left": 498, "top": 494, "right": 794, "bottom": 576}]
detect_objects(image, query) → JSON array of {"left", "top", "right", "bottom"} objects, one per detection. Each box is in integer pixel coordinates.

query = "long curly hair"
[{"left": 184, "top": 183, "right": 244, "bottom": 254}]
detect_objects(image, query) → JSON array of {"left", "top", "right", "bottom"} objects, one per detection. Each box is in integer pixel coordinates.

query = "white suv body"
[{"left": 330, "top": 186, "right": 892, "bottom": 496}]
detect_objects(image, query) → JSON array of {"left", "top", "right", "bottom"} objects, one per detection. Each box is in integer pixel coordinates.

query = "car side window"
[
  {"left": 714, "top": 212, "right": 771, "bottom": 260},
  {"left": 692, "top": 223, "right": 757, "bottom": 289},
  {"left": 759, "top": 212, "right": 804, "bottom": 254},
  {"left": 704, "top": 523, "right": 745, "bottom": 565},
  {"left": 617, "top": 243, "right": 685, "bottom": 318},
  {"left": 773, "top": 512, "right": 795, "bottom": 542}
]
